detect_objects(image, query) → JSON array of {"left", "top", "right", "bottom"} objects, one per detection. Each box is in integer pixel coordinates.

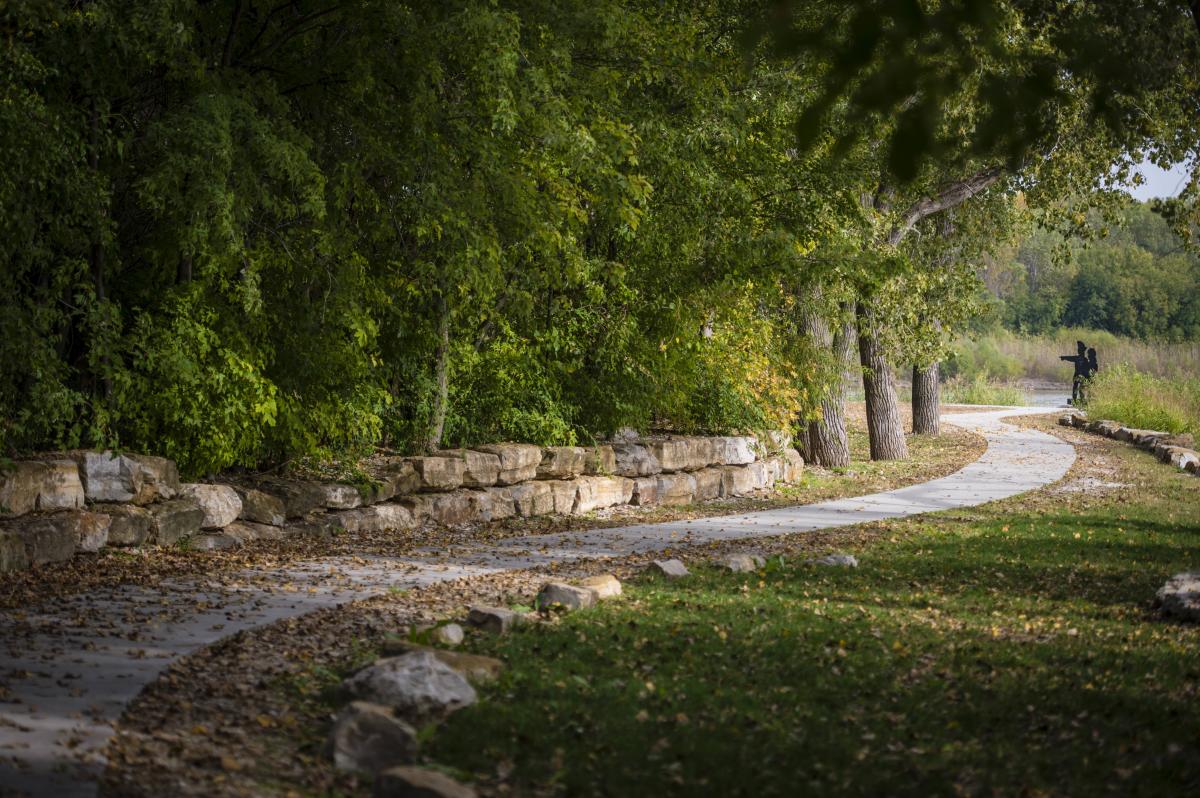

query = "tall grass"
[
  {"left": 942, "top": 373, "right": 1030, "bottom": 406},
  {"left": 947, "top": 328, "right": 1200, "bottom": 383},
  {"left": 1085, "top": 365, "right": 1200, "bottom": 434}
]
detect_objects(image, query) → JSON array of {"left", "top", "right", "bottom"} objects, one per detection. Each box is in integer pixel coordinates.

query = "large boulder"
[
  {"left": 148, "top": 498, "right": 205, "bottom": 545},
  {"left": 339, "top": 504, "right": 415, "bottom": 534},
  {"left": 692, "top": 468, "right": 724, "bottom": 501},
  {"left": 234, "top": 487, "right": 287, "bottom": 526},
  {"left": 611, "top": 444, "right": 662, "bottom": 477},
  {"left": 504, "top": 481, "right": 554, "bottom": 517},
  {"left": 127, "top": 454, "right": 181, "bottom": 504},
  {"left": 720, "top": 465, "right": 757, "bottom": 498},
  {"left": 535, "top": 582, "right": 599, "bottom": 612},
  {"left": 180, "top": 484, "right": 242, "bottom": 529},
  {"left": 583, "top": 445, "right": 617, "bottom": 475},
  {"left": 435, "top": 449, "right": 501, "bottom": 488},
  {"left": 0, "top": 513, "right": 78, "bottom": 570},
  {"left": 546, "top": 480, "right": 579, "bottom": 515},
  {"left": 98, "top": 504, "right": 155, "bottom": 547},
  {"left": 256, "top": 479, "right": 327, "bottom": 519},
  {"left": 655, "top": 472, "right": 696, "bottom": 506},
  {"left": 579, "top": 574, "right": 622, "bottom": 599},
  {"left": 537, "top": 446, "right": 586, "bottom": 480},
  {"left": 1, "top": 461, "right": 48, "bottom": 517},
  {"left": 1156, "top": 572, "right": 1200, "bottom": 622},
  {"left": 471, "top": 444, "right": 541, "bottom": 485},
  {"left": 775, "top": 449, "right": 805, "bottom": 484},
  {"left": 712, "top": 436, "right": 757, "bottom": 466},
  {"left": 36, "top": 460, "right": 85, "bottom": 511},
  {"left": 409, "top": 456, "right": 465, "bottom": 492},
  {"left": 319, "top": 483, "right": 363, "bottom": 510},
  {"left": 717, "top": 553, "right": 765, "bottom": 573},
  {"left": 380, "top": 641, "right": 504, "bottom": 684},
  {"left": 328, "top": 701, "right": 418, "bottom": 775},
  {"left": 74, "top": 451, "right": 144, "bottom": 503},
  {"left": 574, "top": 475, "right": 634, "bottom": 514},
  {"left": 646, "top": 437, "right": 714, "bottom": 472},
  {"left": 374, "top": 766, "right": 477, "bottom": 798},
  {"left": 370, "top": 459, "right": 421, "bottom": 500},
  {"left": 224, "top": 520, "right": 292, "bottom": 544},
  {"left": 405, "top": 490, "right": 509, "bottom": 526},
  {"left": 631, "top": 476, "right": 658, "bottom": 506},
  {"left": 187, "top": 531, "right": 239, "bottom": 551},
  {"left": 1159, "top": 446, "right": 1200, "bottom": 470},
  {"left": 343, "top": 651, "right": 477, "bottom": 726},
  {"left": 473, "top": 488, "right": 516, "bottom": 522},
  {"left": 71, "top": 511, "right": 111, "bottom": 552},
  {"left": 746, "top": 460, "right": 773, "bottom": 491}
]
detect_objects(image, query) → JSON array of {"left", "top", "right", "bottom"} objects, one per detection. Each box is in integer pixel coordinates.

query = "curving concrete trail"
[{"left": 0, "top": 407, "right": 1072, "bottom": 797}]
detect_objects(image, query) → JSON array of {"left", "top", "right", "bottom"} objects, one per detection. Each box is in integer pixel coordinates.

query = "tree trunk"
[
  {"left": 911, "top": 361, "right": 940, "bottom": 435},
  {"left": 799, "top": 296, "right": 851, "bottom": 468},
  {"left": 857, "top": 302, "right": 908, "bottom": 460},
  {"left": 426, "top": 294, "right": 450, "bottom": 453}
]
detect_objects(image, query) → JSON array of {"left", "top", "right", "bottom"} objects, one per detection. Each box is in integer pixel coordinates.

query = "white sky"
[{"left": 1123, "top": 158, "right": 1194, "bottom": 201}]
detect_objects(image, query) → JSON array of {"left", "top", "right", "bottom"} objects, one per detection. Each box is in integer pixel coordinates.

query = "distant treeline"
[{"left": 979, "top": 201, "right": 1200, "bottom": 341}]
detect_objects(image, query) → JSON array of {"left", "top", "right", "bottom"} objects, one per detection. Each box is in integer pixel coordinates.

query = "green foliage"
[
  {"left": 1086, "top": 365, "right": 1200, "bottom": 435},
  {"left": 941, "top": 374, "right": 1029, "bottom": 406}
]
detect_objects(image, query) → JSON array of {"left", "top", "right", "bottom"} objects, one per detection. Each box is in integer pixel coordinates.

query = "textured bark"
[
  {"left": 426, "top": 294, "right": 451, "bottom": 454},
  {"left": 799, "top": 298, "right": 851, "bottom": 468},
  {"left": 857, "top": 303, "right": 908, "bottom": 460},
  {"left": 912, "top": 362, "right": 940, "bottom": 435}
]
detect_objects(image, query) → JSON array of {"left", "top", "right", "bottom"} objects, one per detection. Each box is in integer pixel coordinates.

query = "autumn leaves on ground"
[{"left": 96, "top": 416, "right": 1200, "bottom": 797}]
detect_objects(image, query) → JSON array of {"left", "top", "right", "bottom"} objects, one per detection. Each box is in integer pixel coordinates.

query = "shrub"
[{"left": 1085, "top": 365, "right": 1200, "bottom": 435}]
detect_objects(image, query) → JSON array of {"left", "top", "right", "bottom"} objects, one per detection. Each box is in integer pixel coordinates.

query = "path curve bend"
[{"left": 0, "top": 407, "right": 1072, "bottom": 797}]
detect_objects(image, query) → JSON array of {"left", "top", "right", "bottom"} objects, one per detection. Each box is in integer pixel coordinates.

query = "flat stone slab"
[{"left": 0, "top": 406, "right": 1073, "bottom": 796}]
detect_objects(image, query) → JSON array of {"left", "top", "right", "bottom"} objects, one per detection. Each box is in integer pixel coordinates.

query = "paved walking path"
[{"left": 0, "top": 407, "right": 1073, "bottom": 797}]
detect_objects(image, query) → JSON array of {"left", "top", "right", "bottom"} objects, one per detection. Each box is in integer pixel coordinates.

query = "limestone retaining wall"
[{"left": 0, "top": 433, "right": 804, "bottom": 573}]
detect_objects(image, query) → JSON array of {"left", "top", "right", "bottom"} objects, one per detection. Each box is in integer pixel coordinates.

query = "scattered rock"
[
  {"left": 328, "top": 701, "right": 418, "bottom": 774},
  {"left": 343, "top": 651, "right": 476, "bottom": 725},
  {"left": 98, "top": 504, "right": 155, "bottom": 547},
  {"left": 466, "top": 606, "right": 526, "bottom": 635},
  {"left": 435, "top": 449, "right": 501, "bottom": 488},
  {"left": 1163, "top": 433, "right": 1195, "bottom": 449},
  {"left": 574, "top": 475, "right": 634, "bottom": 513},
  {"left": 535, "top": 582, "right": 599, "bottom": 612},
  {"left": 648, "top": 559, "right": 689, "bottom": 579},
  {"left": 374, "top": 766, "right": 477, "bottom": 798},
  {"left": 36, "top": 460, "right": 85, "bottom": 511},
  {"left": 812, "top": 553, "right": 858, "bottom": 567},
  {"left": 717, "top": 553, "right": 765, "bottom": 573},
  {"left": 180, "top": 484, "right": 242, "bottom": 529},
  {"left": 537, "top": 446, "right": 586, "bottom": 480},
  {"left": 148, "top": 498, "right": 205, "bottom": 546},
  {"left": 579, "top": 574, "right": 622, "bottom": 599},
  {"left": 611, "top": 443, "right": 662, "bottom": 477},
  {"left": 409, "top": 456, "right": 466, "bottom": 492},
  {"left": 1156, "top": 572, "right": 1200, "bottom": 622},
  {"left": 0, "top": 461, "right": 48, "bottom": 517},
  {"left": 655, "top": 472, "right": 696, "bottom": 506},
  {"left": 471, "top": 443, "right": 542, "bottom": 485},
  {"left": 430, "top": 623, "right": 464, "bottom": 647},
  {"left": 380, "top": 642, "right": 504, "bottom": 684}
]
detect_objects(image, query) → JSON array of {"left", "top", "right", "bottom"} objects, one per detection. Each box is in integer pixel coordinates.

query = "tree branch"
[{"left": 884, "top": 166, "right": 1004, "bottom": 246}]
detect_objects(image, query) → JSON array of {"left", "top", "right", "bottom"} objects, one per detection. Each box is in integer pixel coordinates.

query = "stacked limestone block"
[{"left": 0, "top": 431, "right": 807, "bottom": 573}]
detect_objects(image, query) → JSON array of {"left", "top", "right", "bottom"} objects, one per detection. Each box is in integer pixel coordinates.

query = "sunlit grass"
[{"left": 1086, "top": 364, "right": 1200, "bottom": 434}]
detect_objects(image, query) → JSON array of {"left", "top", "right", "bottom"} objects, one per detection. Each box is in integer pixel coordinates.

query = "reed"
[{"left": 1085, "top": 365, "right": 1200, "bottom": 435}]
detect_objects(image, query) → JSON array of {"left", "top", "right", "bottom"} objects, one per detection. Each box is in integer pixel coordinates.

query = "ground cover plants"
[{"left": 1085, "top": 365, "right": 1200, "bottom": 435}]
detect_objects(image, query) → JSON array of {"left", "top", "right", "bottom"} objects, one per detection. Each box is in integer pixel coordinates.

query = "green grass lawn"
[{"left": 426, "top": 434, "right": 1200, "bottom": 796}]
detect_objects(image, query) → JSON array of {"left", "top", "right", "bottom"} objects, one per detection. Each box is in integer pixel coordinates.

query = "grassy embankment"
[
  {"left": 1086, "top": 365, "right": 1200, "bottom": 435},
  {"left": 416, "top": 419, "right": 1200, "bottom": 796}
]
